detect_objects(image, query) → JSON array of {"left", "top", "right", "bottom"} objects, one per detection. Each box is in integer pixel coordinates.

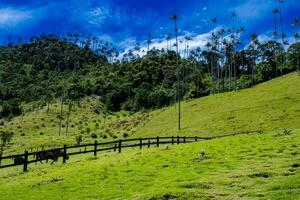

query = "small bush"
[
  {"left": 200, "top": 149, "right": 206, "bottom": 157},
  {"left": 86, "top": 127, "right": 91, "bottom": 134},
  {"left": 113, "top": 135, "right": 118, "bottom": 139},
  {"left": 71, "top": 124, "right": 75, "bottom": 128},
  {"left": 21, "top": 133, "right": 25, "bottom": 136},
  {"left": 103, "top": 134, "right": 107, "bottom": 139},
  {"left": 40, "top": 132, "right": 44, "bottom": 135},
  {"left": 0, "top": 121, "right": 4, "bottom": 126},
  {"left": 123, "top": 133, "right": 129, "bottom": 138},
  {"left": 75, "top": 135, "right": 83, "bottom": 145},
  {"left": 283, "top": 128, "right": 292, "bottom": 135},
  {"left": 91, "top": 133, "right": 97, "bottom": 138},
  {"left": 61, "top": 124, "right": 65, "bottom": 128}
]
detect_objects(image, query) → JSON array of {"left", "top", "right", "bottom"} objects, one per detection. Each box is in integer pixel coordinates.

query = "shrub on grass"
[
  {"left": 91, "top": 133, "right": 97, "bottom": 138},
  {"left": 200, "top": 149, "right": 206, "bottom": 157},
  {"left": 75, "top": 135, "right": 83, "bottom": 145},
  {"left": 21, "top": 133, "right": 25, "bottom": 136},
  {"left": 103, "top": 134, "right": 107, "bottom": 139},
  {"left": 283, "top": 128, "right": 292, "bottom": 135},
  {"left": 40, "top": 132, "right": 43, "bottom": 135},
  {"left": 86, "top": 127, "right": 91, "bottom": 134},
  {"left": 123, "top": 133, "right": 129, "bottom": 138},
  {"left": 0, "top": 121, "right": 3, "bottom": 126}
]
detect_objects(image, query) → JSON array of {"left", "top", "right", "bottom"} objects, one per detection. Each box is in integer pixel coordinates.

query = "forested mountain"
[{"left": 0, "top": 34, "right": 299, "bottom": 119}]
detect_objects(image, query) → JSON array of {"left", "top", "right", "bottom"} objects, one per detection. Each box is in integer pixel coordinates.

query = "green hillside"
[
  {"left": 0, "top": 130, "right": 299, "bottom": 199},
  {"left": 136, "top": 72, "right": 300, "bottom": 137},
  {"left": 0, "top": 72, "right": 299, "bottom": 199},
  {"left": 0, "top": 72, "right": 299, "bottom": 155}
]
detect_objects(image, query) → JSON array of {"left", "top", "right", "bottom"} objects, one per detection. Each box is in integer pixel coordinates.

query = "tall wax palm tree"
[
  {"left": 210, "top": 17, "right": 218, "bottom": 94},
  {"left": 171, "top": 14, "right": 181, "bottom": 131},
  {"left": 147, "top": 33, "right": 152, "bottom": 52},
  {"left": 230, "top": 11, "right": 237, "bottom": 91},
  {"left": 278, "top": 0, "right": 285, "bottom": 76},
  {"left": 272, "top": 8, "right": 280, "bottom": 77},
  {"left": 292, "top": 19, "right": 300, "bottom": 75},
  {"left": 216, "top": 28, "right": 225, "bottom": 92},
  {"left": 250, "top": 33, "right": 259, "bottom": 85}
]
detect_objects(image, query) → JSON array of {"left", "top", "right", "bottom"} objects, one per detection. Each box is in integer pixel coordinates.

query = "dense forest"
[{"left": 0, "top": 31, "right": 299, "bottom": 119}]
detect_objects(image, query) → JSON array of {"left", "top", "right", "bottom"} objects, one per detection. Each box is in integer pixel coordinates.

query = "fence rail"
[{"left": 0, "top": 130, "right": 262, "bottom": 172}]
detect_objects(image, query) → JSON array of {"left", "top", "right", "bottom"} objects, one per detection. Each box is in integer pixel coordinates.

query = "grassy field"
[
  {"left": 0, "top": 130, "right": 299, "bottom": 199},
  {"left": 0, "top": 72, "right": 299, "bottom": 199}
]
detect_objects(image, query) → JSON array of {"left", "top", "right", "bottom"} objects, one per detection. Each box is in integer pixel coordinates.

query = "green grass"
[
  {"left": 0, "top": 130, "right": 299, "bottom": 199},
  {"left": 136, "top": 72, "right": 300, "bottom": 137},
  {"left": 0, "top": 72, "right": 300, "bottom": 199}
]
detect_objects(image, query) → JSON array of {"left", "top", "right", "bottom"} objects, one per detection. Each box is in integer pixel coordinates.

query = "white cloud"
[
  {"left": 120, "top": 29, "right": 218, "bottom": 59},
  {"left": 85, "top": 6, "right": 111, "bottom": 26},
  {"left": 0, "top": 8, "right": 33, "bottom": 27},
  {"left": 202, "top": 7, "right": 207, "bottom": 11}
]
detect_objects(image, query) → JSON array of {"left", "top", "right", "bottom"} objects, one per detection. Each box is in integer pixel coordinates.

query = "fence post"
[
  {"left": 195, "top": 136, "right": 198, "bottom": 142},
  {"left": 23, "top": 151, "right": 28, "bottom": 172},
  {"left": 94, "top": 141, "right": 97, "bottom": 156},
  {"left": 63, "top": 145, "right": 67, "bottom": 163},
  {"left": 177, "top": 136, "right": 179, "bottom": 144},
  {"left": 148, "top": 140, "right": 150, "bottom": 148},
  {"left": 114, "top": 144, "right": 117, "bottom": 152},
  {"left": 172, "top": 136, "right": 174, "bottom": 145},
  {"left": 184, "top": 136, "right": 186, "bottom": 143},
  {"left": 0, "top": 154, "right": 2, "bottom": 165},
  {"left": 140, "top": 138, "right": 142, "bottom": 149},
  {"left": 156, "top": 136, "right": 159, "bottom": 147},
  {"left": 118, "top": 140, "right": 122, "bottom": 153}
]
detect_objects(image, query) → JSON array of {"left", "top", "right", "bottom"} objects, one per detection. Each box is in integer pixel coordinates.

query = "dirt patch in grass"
[
  {"left": 248, "top": 172, "right": 273, "bottom": 178},
  {"left": 30, "top": 177, "right": 64, "bottom": 187}
]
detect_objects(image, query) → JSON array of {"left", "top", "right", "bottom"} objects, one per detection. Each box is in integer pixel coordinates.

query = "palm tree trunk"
[{"left": 65, "top": 102, "right": 73, "bottom": 136}]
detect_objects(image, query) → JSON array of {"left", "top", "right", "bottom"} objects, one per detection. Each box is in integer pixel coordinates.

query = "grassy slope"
[
  {"left": 136, "top": 72, "right": 300, "bottom": 137},
  {"left": 0, "top": 73, "right": 300, "bottom": 199},
  {"left": 0, "top": 130, "right": 299, "bottom": 199},
  {"left": 0, "top": 72, "right": 300, "bottom": 155}
]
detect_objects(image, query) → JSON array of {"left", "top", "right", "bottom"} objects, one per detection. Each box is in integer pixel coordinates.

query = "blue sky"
[{"left": 0, "top": 0, "right": 299, "bottom": 52}]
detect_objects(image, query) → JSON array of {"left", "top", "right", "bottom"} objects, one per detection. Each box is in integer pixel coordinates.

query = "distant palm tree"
[
  {"left": 211, "top": 17, "right": 218, "bottom": 94},
  {"left": 165, "top": 33, "right": 172, "bottom": 50},
  {"left": 147, "top": 33, "right": 152, "bottom": 52},
  {"left": 250, "top": 33, "right": 259, "bottom": 85},
  {"left": 278, "top": 0, "right": 285, "bottom": 76},
  {"left": 171, "top": 14, "right": 181, "bottom": 131},
  {"left": 292, "top": 18, "right": 300, "bottom": 75},
  {"left": 272, "top": 8, "right": 279, "bottom": 77},
  {"left": 230, "top": 11, "right": 237, "bottom": 91}
]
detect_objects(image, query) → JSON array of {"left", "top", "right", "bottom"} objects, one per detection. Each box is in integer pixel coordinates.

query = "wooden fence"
[{"left": 0, "top": 130, "right": 262, "bottom": 172}]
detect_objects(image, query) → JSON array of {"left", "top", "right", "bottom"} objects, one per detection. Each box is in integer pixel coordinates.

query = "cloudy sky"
[{"left": 0, "top": 0, "right": 299, "bottom": 52}]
